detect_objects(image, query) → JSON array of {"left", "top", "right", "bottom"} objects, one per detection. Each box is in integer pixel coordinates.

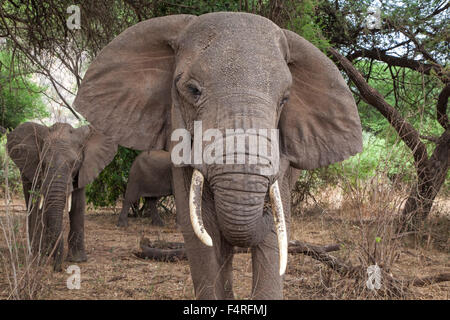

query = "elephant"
[
  {"left": 6, "top": 122, "right": 117, "bottom": 271},
  {"left": 117, "top": 150, "right": 172, "bottom": 227},
  {"left": 73, "top": 12, "right": 362, "bottom": 299}
]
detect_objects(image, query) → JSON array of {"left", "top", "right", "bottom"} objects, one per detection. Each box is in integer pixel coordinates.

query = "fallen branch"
[
  {"left": 411, "top": 273, "right": 450, "bottom": 287},
  {"left": 135, "top": 238, "right": 341, "bottom": 262}
]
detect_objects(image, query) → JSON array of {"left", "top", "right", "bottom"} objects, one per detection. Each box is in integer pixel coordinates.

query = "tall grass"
[{"left": 0, "top": 136, "right": 54, "bottom": 299}]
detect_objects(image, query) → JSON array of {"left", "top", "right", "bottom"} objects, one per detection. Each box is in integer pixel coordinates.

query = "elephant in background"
[
  {"left": 117, "top": 150, "right": 172, "bottom": 227},
  {"left": 74, "top": 13, "right": 362, "bottom": 299},
  {"left": 7, "top": 122, "right": 117, "bottom": 271}
]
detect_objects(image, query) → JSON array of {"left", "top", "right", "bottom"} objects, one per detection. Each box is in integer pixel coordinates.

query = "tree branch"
[
  {"left": 347, "top": 48, "right": 447, "bottom": 82},
  {"left": 436, "top": 84, "right": 449, "bottom": 130},
  {"left": 329, "top": 48, "right": 429, "bottom": 168}
]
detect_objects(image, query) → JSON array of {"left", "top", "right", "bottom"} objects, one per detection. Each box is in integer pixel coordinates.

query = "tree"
[
  {"left": 319, "top": 0, "right": 449, "bottom": 228},
  {"left": 0, "top": 50, "right": 48, "bottom": 129}
]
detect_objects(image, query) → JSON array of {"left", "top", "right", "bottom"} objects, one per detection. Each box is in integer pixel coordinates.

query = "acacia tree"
[{"left": 317, "top": 0, "right": 449, "bottom": 228}]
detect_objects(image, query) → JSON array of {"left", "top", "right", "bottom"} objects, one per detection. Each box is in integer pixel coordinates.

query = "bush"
[
  {"left": 86, "top": 146, "right": 140, "bottom": 208},
  {"left": 0, "top": 134, "right": 22, "bottom": 195}
]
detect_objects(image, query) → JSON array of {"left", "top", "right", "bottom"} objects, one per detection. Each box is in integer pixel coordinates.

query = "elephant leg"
[
  {"left": 22, "top": 178, "right": 46, "bottom": 256},
  {"left": 22, "top": 178, "right": 38, "bottom": 250},
  {"left": 250, "top": 230, "right": 283, "bottom": 299},
  {"left": 184, "top": 234, "right": 234, "bottom": 299},
  {"left": 117, "top": 183, "right": 139, "bottom": 227},
  {"left": 67, "top": 188, "right": 87, "bottom": 263},
  {"left": 117, "top": 200, "right": 132, "bottom": 227},
  {"left": 173, "top": 167, "right": 234, "bottom": 299},
  {"left": 145, "top": 197, "right": 164, "bottom": 226},
  {"left": 251, "top": 166, "right": 293, "bottom": 300}
]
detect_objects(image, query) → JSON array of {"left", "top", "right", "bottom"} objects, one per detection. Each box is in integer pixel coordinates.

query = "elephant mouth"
[{"left": 188, "top": 169, "right": 288, "bottom": 275}]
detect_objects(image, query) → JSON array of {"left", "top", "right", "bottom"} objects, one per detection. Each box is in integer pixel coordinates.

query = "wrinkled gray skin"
[
  {"left": 117, "top": 150, "right": 172, "bottom": 227},
  {"left": 74, "top": 13, "right": 362, "bottom": 299},
  {"left": 7, "top": 122, "right": 117, "bottom": 271}
]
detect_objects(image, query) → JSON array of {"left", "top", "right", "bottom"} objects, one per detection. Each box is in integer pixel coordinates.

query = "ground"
[{"left": 0, "top": 192, "right": 448, "bottom": 300}]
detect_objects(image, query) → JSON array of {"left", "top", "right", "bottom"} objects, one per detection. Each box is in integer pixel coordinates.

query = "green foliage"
[
  {"left": 86, "top": 146, "right": 140, "bottom": 208},
  {"left": 333, "top": 131, "right": 414, "bottom": 182},
  {"left": 0, "top": 50, "right": 49, "bottom": 129},
  {"left": 285, "top": 0, "right": 330, "bottom": 51},
  {"left": 0, "top": 135, "right": 22, "bottom": 194}
]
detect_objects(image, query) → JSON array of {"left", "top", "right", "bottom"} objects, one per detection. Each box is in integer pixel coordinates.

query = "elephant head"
[
  {"left": 7, "top": 122, "right": 117, "bottom": 270},
  {"left": 74, "top": 12, "right": 362, "bottom": 289}
]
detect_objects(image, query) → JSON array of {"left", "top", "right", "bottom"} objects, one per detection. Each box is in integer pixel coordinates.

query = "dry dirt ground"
[{"left": 0, "top": 194, "right": 448, "bottom": 300}]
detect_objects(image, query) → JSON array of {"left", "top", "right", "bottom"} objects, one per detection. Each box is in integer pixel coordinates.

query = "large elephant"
[
  {"left": 74, "top": 13, "right": 362, "bottom": 299},
  {"left": 117, "top": 150, "right": 172, "bottom": 227},
  {"left": 7, "top": 122, "right": 117, "bottom": 271}
]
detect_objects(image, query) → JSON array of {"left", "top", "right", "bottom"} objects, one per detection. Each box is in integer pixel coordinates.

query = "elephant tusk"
[
  {"left": 189, "top": 169, "right": 213, "bottom": 247},
  {"left": 67, "top": 193, "right": 72, "bottom": 212},
  {"left": 269, "top": 180, "right": 288, "bottom": 276},
  {"left": 39, "top": 195, "right": 44, "bottom": 210}
]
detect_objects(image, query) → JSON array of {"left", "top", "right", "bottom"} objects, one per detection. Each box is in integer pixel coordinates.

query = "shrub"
[{"left": 86, "top": 146, "right": 140, "bottom": 208}]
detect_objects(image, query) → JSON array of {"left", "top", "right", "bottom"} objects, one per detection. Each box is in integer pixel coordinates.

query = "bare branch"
[
  {"left": 329, "top": 47, "right": 429, "bottom": 168},
  {"left": 347, "top": 48, "right": 447, "bottom": 83},
  {"left": 436, "top": 84, "right": 449, "bottom": 129}
]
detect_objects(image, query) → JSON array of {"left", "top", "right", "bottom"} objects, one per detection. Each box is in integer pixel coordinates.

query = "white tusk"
[
  {"left": 269, "top": 180, "right": 288, "bottom": 276},
  {"left": 67, "top": 193, "right": 72, "bottom": 212},
  {"left": 189, "top": 169, "right": 213, "bottom": 247},
  {"left": 39, "top": 195, "right": 44, "bottom": 210}
]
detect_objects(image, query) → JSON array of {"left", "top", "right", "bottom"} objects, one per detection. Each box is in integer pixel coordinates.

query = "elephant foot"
[
  {"left": 148, "top": 208, "right": 164, "bottom": 226},
  {"left": 53, "top": 262, "right": 63, "bottom": 272},
  {"left": 66, "top": 251, "right": 88, "bottom": 263},
  {"left": 150, "top": 218, "right": 165, "bottom": 227},
  {"left": 117, "top": 218, "right": 128, "bottom": 227}
]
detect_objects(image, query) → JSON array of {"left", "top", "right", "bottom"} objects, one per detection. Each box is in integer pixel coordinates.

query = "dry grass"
[{"left": 0, "top": 187, "right": 448, "bottom": 299}]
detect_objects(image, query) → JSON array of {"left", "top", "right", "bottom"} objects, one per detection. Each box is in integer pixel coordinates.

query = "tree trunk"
[{"left": 402, "top": 129, "right": 449, "bottom": 228}]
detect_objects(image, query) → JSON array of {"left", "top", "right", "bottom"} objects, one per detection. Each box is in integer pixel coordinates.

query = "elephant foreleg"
[
  {"left": 117, "top": 182, "right": 140, "bottom": 227},
  {"left": 250, "top": 230, "right": 283, "bottom": 299},
  {"left": 22, "top": 178, "right": 41, "bottom": 253},
  {"left": 144, "top": 197, "right": 164, "bottom": 226},
  {"left": 67, "top": 188, "right": 87, "bottom": 263},
  {"left": 251, "top": 166, "right": 294, "bottom": 300},
  {"left": 117, "top": 200, "right": 132, "bottom": 227},
  {"left": 183, "top": 232, "right": 235, "bottom": 299},
  {"left": 173, "top": 167, "right": 234, "bottom": 299}
]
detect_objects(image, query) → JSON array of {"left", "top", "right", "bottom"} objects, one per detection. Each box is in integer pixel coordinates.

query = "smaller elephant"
[
  {"left": 117, "top": 150, "right": 172, "bottom": 227},
  {"left": 7, "top": 122, "right": 117, "bottom": 271}
]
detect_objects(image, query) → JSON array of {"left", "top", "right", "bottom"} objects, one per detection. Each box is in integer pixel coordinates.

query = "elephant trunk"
[
  {"left": 189, "top": 170, "right": 288, "bottom": 275},
  {"left": 40, "top": 170, "right": 72, "bottom": 271},
  {"left": 212, "top": 173, "right": 271, "bottom": 247}
]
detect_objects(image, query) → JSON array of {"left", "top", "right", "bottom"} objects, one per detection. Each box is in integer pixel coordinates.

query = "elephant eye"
[
  {"left": 187, "top": 84, "right": 202, "bottom": 98},
  {"left": 280, "top": 96, "right": 289, "bottom": 108}
]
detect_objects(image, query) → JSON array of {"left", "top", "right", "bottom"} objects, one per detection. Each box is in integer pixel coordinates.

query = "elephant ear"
[
  {"left": 73, "top": 14, "right": 196, "bottom": 151},
  {"left": 76, "top": 126, "right": 118, "bottom": 188},
  {"left": 6, "top": 122, "right": 49, "bottom": 182},
  {"left": 280, "top": 30, "right": 362, "bottom": 170}
]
